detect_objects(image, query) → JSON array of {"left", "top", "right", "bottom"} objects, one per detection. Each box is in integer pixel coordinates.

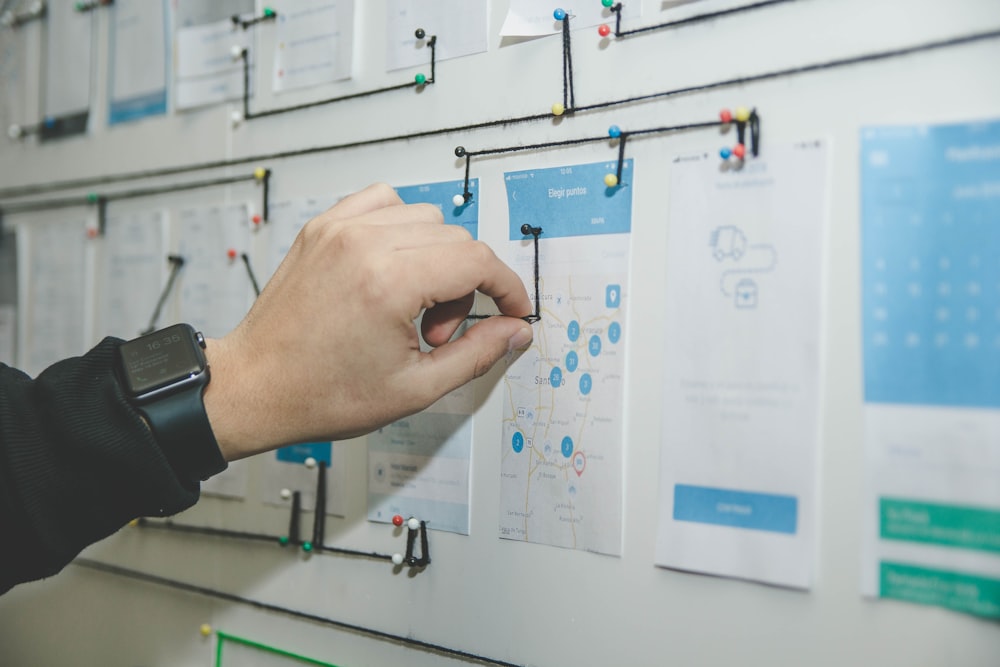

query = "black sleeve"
[{"left": 0, "top": 337, "right": 201, "bottom": 594}]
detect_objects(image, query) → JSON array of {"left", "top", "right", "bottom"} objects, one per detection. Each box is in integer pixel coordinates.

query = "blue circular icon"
[
  {"left": 561, "top": 436, "right": 574, "bottom": 458},
  {"left": 567, "top": 320, "right": 580, "bottom": 342},
  {"left": 565, "top": 350, "right": 579, "bottom": 372},
  {"left": 588, "top": 334, "right": 602, "bottom": 357},
  {"left": 550, "top": 366, "right": 563, "bottom": 388},
  {"left": 579, "top": 373, "right": 592, "bottom": 395},
  {"left": 608, "top": 321, "right": 621, "bottom": 344},
  {"left": 512, "top": 432, "right": 524, "bottom": 453}
]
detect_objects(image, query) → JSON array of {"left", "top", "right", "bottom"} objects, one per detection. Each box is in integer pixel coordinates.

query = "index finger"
[
  {"left": 395, "top": 241, "right": 532, "bottom": 320},
  {"left": 321, "top": 183, "right": 404, "bottom": 222}
]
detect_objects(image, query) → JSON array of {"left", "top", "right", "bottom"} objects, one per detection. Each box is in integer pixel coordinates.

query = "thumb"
[{"left": 420, "top": 316, "right": 534, "bottom": 398}]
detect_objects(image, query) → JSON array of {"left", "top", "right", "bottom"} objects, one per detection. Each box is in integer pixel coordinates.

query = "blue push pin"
[
  {"left": 719, "top": 147, "right": 732, "bottom": 160},
  {"left": 608, "top": 125, "right": 621, "bottom": 139},
  {"left": 553, "top": 8, "right": 567, "bottom": 21},
  {"left": 43, "top": 116, "right": 56, "bottom": 129}
]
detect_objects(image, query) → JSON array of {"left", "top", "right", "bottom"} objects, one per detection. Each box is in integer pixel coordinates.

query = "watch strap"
[{"left": 137, "top": 381, "right": 228, "bottom": 482}]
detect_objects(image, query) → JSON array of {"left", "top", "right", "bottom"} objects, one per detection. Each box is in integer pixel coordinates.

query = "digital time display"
[{"left": 119, "top": 324, "right": 204, "bottom": 395}]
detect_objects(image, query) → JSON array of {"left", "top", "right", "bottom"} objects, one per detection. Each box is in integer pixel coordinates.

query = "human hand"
[{"left": 203, "top": 183, "right": 534, "bottom": 461}]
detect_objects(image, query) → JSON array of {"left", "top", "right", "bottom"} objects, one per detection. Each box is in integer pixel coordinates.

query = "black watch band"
[{"left": 136, "top": 383, "right": 228, "bottom": 482}]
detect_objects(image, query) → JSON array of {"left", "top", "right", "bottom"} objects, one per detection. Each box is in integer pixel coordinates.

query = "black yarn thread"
[
  {"left": 0, "top": 173, "right": 262, "bottom": 215},
  {"left": 289, "top": 491, "right": 302, "bottom": 545},
  {"left": 232, "top": 10, "right": 278, "bottom": 30},
  {"left": 616, "top": 133, "right": 628, "bottom": 182},
  {"left": 135, "top": 517, "right": 398, "bottom": 562},
  {"left": 2, "top": 28, "right": 997, "bottom": 200},
  {"left": 141, "top": 255, "right": 185, "bottom": 335},
  {"left": 561, "top": 15, "right": 576, "bottom": 111},
  {"left": 73, "top": 558, "right": 523, "bottom": 667},
  {"left": 612, "top": 0, "right": 799, "bottom": 39},
  {"left": 463, "top": 225, "right": 542, "bottom": 323},
  {"left": 238, "top": 32, "right": 436, "bottom": 122},
  {"left": 312, "top": 461, "right": 327, "bottom": 548},
  {"left": 241, "top": 253, "right": 261, "bottom": 297}
]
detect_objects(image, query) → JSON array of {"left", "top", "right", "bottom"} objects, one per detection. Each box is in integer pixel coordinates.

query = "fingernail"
[{"left": 508, "top": 325, "right": 533, "bottom": 352}]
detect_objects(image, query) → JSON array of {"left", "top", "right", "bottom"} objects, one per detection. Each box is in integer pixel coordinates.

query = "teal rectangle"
[
  {"left": 881, "top": 497, "right": 1000, "bottom": 554},
  {"left": 880, "top": 561, "right": 1000, "bottom": 619}
]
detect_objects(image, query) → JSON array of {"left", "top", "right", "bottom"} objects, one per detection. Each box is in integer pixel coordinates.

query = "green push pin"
[
  {"left": 414, "top": 73, "right": 426, "bottom": 85},
  {"left": 278, "top": 535, "right": 289, "bottom": 546},
  {"left": 263, "top": 7, "right": 275, "bottom": 17},
  {"left": 75, "top": 2, "right": 86, "bottom": 11},
  {"left": 86, "top": 193, "right": 99, "bottom": 203},
  {"left": 301, "top": 541, "right": 313, "bottom": 553},
  {"left": 602, "top": 0, "right": 614, "bottom": 6}
]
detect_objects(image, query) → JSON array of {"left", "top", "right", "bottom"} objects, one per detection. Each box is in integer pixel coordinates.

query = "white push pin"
[
  {"left": 391, "top": 553, "right": 404, "bottom": 566},
  {"left": 279, "top": 488, "right": 291, "bottom": 500},
  {"left": 407, "top": 517, "right": 420, "bottom": 531},
  {"left": 230, "top": 45, "right": 244, "bottom": 60},
  {"left": 304, "top": 456, "right": 317, "bottom": 469},
  {"left": 7, "top": 124, "right": 22, "bottom": 140},
  {"left": 230, "top": 110, "right": 243, "bottom": 127},
  {"left": 452, "top": 194, "right": 465, "bottom": 207}
]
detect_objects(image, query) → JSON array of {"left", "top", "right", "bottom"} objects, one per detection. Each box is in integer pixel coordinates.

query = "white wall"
[{"left": 1, "top": 1, "right": 999, "bottom": 665}]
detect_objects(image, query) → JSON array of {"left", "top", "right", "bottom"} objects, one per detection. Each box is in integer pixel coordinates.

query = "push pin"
[
  {"left": 253, "top": 167, "right": 267, "bottom": 181},
  {"left": 608, "top": 125, "right": 621, "bottom": 139},
  {"left": 598, "top": 24, "right": 611, "bottom": 37},
  {"left": 414, "top": 28, "right": 426, "bottom": 40},
  {"left": 602, "top": 0, "right": 615, "bottom": 6},
  {"left": 230, "top": 110, "right": 243, "bottom": 127},
  {"left": 414, "top": 73, "right": 427, "bottom": 85},
  {"left": 604, "top": 173, "right": 619, "bottom": 187},
  {"left": 86, "top": 226, "right": 99, "bottom": 239},
  {"left": 553, "top": 8, "right": 567, "bottom": 21},
  {"left": 86, "top": 192, "right": 99, "bottom": 203},
  {"left": 734, "top": 106, "right": 751, "bottom": 123},
  {"left": 719, "top": 109, "right": 732, "bottom": 124},
  {"left": 551, "top": 103, "right": 565, "bottom": 116},
  {"left": 454, "top": 146, "right": 467, "bottom": 158},
  {"left": 392, "top": 514, "right": 404, "bottom": 527},
  {"left": 7, "top": 124, "right": 22, "bottom": 140},
  {"left": 301, "top": 541, "right": 313, "bottom": 553},
  {"left": 407, "top": 517, "right": 420, "bottom": 531},
  {"left": 230, "top": 45, "right": 244, "bottom": 61},
  {"left": 304, "top": 456, "right": 317, "bottom": 469},
  {"left": 278, "top": 535, "right": 290, "bottom": 546},
  {"left": 452, "top": 193, "right": 471, "bottom": 207},
  {"left": 280, "top": 488, "right": 292, "bottom": 500},
  {"left": 199, "top": 624, "right": 212, "bottom": 638},
  {"left": 251, "top": 214, "right": 262, "bottom": 225},
  {"left": 391, "top": 553, "right": 404, "bottom": 566},
  {"left": 227, "top": 248, "right": 238, "bottom": 261}
]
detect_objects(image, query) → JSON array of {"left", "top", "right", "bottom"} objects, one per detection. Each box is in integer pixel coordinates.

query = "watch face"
[{"left": 120, "top": 324, "right": 204, "bottom": 396}]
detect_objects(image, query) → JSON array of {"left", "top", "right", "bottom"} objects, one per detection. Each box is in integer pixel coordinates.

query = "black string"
[
  {"left": 1, "top": 28, "right": 997, "bottom": 199},
  {"left": 238, "top": 31, "right": 437, "bottom": 122},
  {"left": 232, "top": 9, "right": 277, "bottom": 30},
  {"left": 616, "top": 133, "right": 628, "bottom": 182},
  {"left": 73, "top": 558, "right": 523, "bottom": 667},
  {"left": 289, "top": 491, "right": 302, "bottom": 545},
  {"left": 612, "top": 0, "right": 799, "bottom": 38},
  {"left": 240, "top": 253, "right": 261, "bottom": 296},
  {"left": 463, "top": 225, "right": 542, "bottom": 324},
  {"left": 312, "top": 460, "right": 327, "bottom": 548},
  {"left": 141, "top": 255, "right": 184, "bottom": 335}
]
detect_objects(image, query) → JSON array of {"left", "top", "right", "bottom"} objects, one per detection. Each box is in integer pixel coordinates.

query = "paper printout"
[
  {"left": 176, "top": 18, "right": 253, "bottom": 110},
  {"left": 44, "top": 0, "right": 92, "bottom": 121},
  {"left": 860, "top": 120, "right": 1000, "bottom": 619},
  {"left": 0, "top": 15, "right": 29, "bottom": 133},
  {"left": 366, "top": 180, "right": 480, "bottom": 535},
  {"left": 109, "top": 0, "right": 168, "bottom": 124},
  {"left": 0, "top": 306, "right": 16, "bottom": 365},
  {"left": 386, "top": 0, "right": 486, "bottom": 71},
  {"left": 271, "top": 0, "right": 354, "bottom": 92},
  {"left": 499, "top": 161, "right": 632, "bottom": 555},
  {"left": 264, "top": 196, "right": 337, "bottom": 278},
  {"left": 18, "top": 218, "right": 89, "bottom": 377},
  {"left": 655, "top": 142, "right": 828, "bottom": 588},
  {"left": 98, "top": 209, "right": 168, "bottom": 339},
  {"left": 500, "top": 0, "right": 639, "bottom": 37}
]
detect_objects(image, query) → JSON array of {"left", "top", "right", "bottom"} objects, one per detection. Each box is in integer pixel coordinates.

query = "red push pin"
[
  {"left": 391, "top": 514, "right": 404, "bottom": 527},
  {"left": 719, "top": 109, "right": 733, "bottom": 124},
  {"left": 598, "top": 24, "right": 611, "bottom": 37},
  {"left": 252, "top": 214, "right": 262, "bottom": 225},
  {"left": 732, "top": 143, "right": 746, "bottom": 159},
  {"left": 227, "top": 248, "right": 238, "bottom": 260},
  {"left": 86, "top": 227, "right": 99, "bottom": 239}
]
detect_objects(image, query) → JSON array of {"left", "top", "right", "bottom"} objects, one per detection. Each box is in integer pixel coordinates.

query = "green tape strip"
[
  {"left": 215, "top": 631, "right": 343, "bottom": 667},
  {"left": 880, "top": 561, "right": 1000, "bottom": 619},
  {"left": 880, "top": 497, "right": 1000, "bottom": 554}
]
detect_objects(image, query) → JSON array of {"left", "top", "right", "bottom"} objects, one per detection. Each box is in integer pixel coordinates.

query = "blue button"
[{"left": 673, "top": 484, "right": 798, "bottom": 534}]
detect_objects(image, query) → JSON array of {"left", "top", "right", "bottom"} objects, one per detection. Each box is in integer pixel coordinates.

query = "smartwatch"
[{"left": 117, "top": 323, "right": 227, "bottom": 482}]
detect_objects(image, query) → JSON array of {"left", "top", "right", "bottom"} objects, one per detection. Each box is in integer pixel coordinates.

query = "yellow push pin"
[
  {"left": 551, "top": 103, "right": 565, "bottom": 116},
  {"left": 253, "top": 167, "right": 267, "bottom": 181},
  {"left": 734, "top": 106, "right": 751, "bottom": 123},
  {"left": 199, "top": 623, "right": 212, "bottom": 637},
  {"left": 604, "top": 173, "right": 619, "bottom": 187}
]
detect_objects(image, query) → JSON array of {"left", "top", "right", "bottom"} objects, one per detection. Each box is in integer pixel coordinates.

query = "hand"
[{"left": 203, "top": 183, "right": 534, "bottom": 461}]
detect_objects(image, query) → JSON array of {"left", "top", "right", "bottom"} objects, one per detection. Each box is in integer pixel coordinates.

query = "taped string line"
[
  {"left": 2, "top": 28, "right": 998, "bottom": 199},
  {"left": 73, "top": 558, "right": 524, "bottom": 667}
]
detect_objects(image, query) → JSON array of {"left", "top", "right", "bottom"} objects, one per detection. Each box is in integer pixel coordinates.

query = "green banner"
[
  {"left": 880, "top": 562, "right": 1000, "bottom": 619},
  {"left": 880, "top": 497, "right": 1000, "bottom": 554}
]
